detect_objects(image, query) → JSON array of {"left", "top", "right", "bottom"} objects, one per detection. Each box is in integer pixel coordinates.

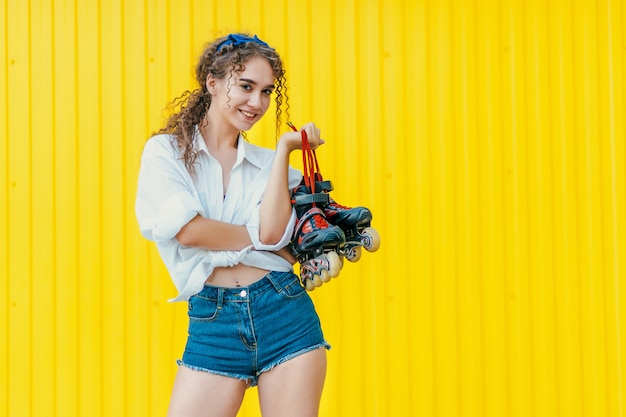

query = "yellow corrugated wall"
[{"left": 1, "top": 0, "right": 624, "bottom": 416}]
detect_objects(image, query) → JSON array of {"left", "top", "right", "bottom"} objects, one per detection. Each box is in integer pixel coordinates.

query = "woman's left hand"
[{"left": 278, "top": 122, "right": 325, "bottom": 153}]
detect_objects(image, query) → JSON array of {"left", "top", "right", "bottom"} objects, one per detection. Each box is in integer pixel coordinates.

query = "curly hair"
[{"left": 157, "top": 34, "right": 289, "bottom": 172}]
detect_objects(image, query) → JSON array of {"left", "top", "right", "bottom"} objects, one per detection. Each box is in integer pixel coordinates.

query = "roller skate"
[
  {"left": 290, "top": 179, "right": 345, "bottom": 291},
  {"left": 315, "top": 180, "right": 381, "bottom": 262}
]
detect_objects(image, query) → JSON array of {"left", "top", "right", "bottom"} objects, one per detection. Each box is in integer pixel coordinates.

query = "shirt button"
[{"left": 239, "top": 290, "right": 247, "bottom": 298}]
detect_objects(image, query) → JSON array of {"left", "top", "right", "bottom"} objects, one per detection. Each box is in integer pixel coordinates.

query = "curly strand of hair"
[
  {"left": 158, "top": 88, "right": 210, "bottom": 172},
  {"left": 274, "top": 72, "right": 290, "bottom": 139}
]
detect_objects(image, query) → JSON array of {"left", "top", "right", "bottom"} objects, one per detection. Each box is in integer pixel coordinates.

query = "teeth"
[{"left": 241, "top": 110, "right": 255, "bottom": 118}]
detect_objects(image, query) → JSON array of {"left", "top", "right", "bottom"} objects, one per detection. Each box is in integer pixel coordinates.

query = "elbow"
[
  {"left": 258, "top": 207, "right": 294, "bottom": 246},
  {"left": 175, "top": 228, "right": 194, "bottom": 247},
  {"left": 259, "top": 229, "right": 284, "bottom": 246},
  {"left": 175, "top": 218, "right": 198, "bottom": 247}
]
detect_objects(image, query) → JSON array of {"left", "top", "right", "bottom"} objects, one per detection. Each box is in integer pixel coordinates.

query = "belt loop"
[
  {"left": 217, "top": 288, "right": 224, "bottom": 308},
  {"left": 266, "top": 272, "right": 283, "bottom": 294}
]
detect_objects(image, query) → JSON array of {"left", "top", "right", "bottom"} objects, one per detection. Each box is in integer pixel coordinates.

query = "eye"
[
  {"left": 240, "top": 84, "right": 252, "bottom": 91},
  {"left": 263, "top": 89, "right": 274, "bottom": 96}
]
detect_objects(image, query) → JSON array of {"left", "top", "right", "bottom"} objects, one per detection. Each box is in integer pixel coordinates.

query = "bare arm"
[
  {"left": 259, "top": 123, "right": 324, "bottom": 245},
  {"left": 175, "top": 215, "right": 252, "bottom": 250},
  {"left": 271, "top": 245, "right": 297, "bottom": 264}
]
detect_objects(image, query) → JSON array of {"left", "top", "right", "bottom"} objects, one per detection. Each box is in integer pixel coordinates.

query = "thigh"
[
  {"left": 257, "top": 348, "right": 327, "bottom": 417},
  {"left": 167, "top": 365, "right": 248, "bottom": 417}
]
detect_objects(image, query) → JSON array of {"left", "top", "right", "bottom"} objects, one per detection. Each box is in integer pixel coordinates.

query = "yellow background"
[{"left": 2, "top": 0, "right": 625, "bottom": 416}]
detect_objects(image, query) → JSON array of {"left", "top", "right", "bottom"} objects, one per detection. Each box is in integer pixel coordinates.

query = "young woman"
[{"left": 136, "top": 33, "right": 329, "bottom": 417}]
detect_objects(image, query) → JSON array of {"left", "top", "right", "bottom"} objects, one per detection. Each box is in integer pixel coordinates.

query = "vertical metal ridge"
[
  {"left": 26, "top": 0, "right": 35, "bottom": 413},
  {"left": 605, "top": 1, "right": 625, "bottom": 414},
  {"left": 601, "top": 2, "right": 625, "bottom": 415},
  {"left": 140, "top": 0, "right": 153, "bottom": 413},
  {"left": 96, "top": 0, "right": 105, "bottom": 411},
  {"left": 1, "top": 0, "right": 9, "bottom": 413}
]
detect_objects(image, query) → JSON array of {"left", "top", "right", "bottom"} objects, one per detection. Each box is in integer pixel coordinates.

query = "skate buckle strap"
[
  {"left": 292, "top": 192, "right": 330, "bottom": 206},
  {"left": 317, "top": 180, "right": 333, "bottom": 192}
]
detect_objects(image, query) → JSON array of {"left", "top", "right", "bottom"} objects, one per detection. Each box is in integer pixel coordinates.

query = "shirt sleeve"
[
  {"left": 246, "top": 206, "right": 297, "bottom": 250},
  {"left": 135, "top": 137, "right": 204, "bottom": 242},
  {"left": 288, "top": 165, "right": 303, "bottom": 189}
]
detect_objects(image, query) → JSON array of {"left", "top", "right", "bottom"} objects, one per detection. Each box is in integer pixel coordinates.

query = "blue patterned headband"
[{"left": 216, "top": 34, "right": 272, "bottom": 53}]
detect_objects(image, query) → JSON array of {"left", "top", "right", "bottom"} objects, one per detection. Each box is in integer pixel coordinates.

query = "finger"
[{"left": 302, "top": 125, "right": 321, "bottom": 144}]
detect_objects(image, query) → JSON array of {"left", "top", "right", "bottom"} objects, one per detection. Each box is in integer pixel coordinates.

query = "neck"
[{"left": 199, "top": 115, "right": 239, "bottom": 150}]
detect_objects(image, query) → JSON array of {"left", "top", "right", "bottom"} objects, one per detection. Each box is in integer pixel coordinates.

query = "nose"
[{"left": 248, "top": 91, "right": 262, "bottom": 108}]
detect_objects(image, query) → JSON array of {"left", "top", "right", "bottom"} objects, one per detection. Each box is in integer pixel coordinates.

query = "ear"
[{"left": 206, "top": 74, "right": 218, "bottom": 94}]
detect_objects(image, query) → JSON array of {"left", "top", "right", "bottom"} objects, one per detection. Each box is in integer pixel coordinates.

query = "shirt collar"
[
  {"left": 193, "top": 126, "right": 263, "bottom": 169},
  {"left": 236, "top": 136, "right": 263, "bottom": 169}
]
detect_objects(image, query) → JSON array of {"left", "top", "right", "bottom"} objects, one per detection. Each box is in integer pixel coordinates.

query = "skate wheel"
[
  {"left": 320, "top": 269, "right": 331, "bottom": 283},
  {"left": 345, "top": 246, "right": 362, "bottom": 262},
  {"left": 312, "top": 275, "right": 323, "bottom": 287},
  {"left": 305, "top": 279, "right": 316, "bottom": 291},
  {"left": 362, "top": 227, "right": 381, "bottom": 252},
  {"left": 326, "top": 251, "right": 342, "bottom": 277}
]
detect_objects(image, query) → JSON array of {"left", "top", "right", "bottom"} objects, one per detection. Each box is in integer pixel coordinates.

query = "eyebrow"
[{"left": 239, "top": 78, "right": 275, "bottom": 89}]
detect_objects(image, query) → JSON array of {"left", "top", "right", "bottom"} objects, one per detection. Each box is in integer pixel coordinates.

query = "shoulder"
[
  {"left": 241, "top": 140, "right": 276, "bottom": 166},
  {"left": 143, "top": 133, "right": 180, "bottom": 158}
]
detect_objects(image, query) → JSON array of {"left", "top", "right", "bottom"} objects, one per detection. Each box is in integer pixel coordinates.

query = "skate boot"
[
  {"left": 291, "top": 180, "right": 345, "bottom": 291},
  {"left": 316, "top": 180, "right": 381, "bottom": 262}
]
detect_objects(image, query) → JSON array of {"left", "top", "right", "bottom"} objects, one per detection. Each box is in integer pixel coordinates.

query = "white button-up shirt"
[{"left": 135, "top": 128, "right": 302, "bottom": 302}]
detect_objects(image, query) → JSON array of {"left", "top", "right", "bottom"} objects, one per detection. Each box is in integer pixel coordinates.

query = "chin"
[{"left": 238, "top": 121, "right": 258, "bottom": 131}]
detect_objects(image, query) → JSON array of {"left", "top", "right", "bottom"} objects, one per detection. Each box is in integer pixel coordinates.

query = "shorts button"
[{"left": 239, "top": 290, "right": 247, "bottom": 297}]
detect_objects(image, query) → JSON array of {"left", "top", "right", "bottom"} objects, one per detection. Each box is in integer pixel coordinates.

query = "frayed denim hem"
[
  {"left": 177, "top": 360, "right": 255, "bottom": 386},
  {"left": 257, "top": 342, "right": 331, "bottom": 377},
  {"left": 177, "top": 342, "right": 331, "bottom": 387}
]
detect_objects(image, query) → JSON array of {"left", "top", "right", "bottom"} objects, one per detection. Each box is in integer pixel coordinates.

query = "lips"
[{"left": 240, "top": 109, "right": 256, "bottom": 119}]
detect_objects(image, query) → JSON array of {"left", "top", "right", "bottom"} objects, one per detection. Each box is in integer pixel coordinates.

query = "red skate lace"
[
  {"left": 311, "top": 211, "right": 330, "bottom": 228},
  {"left": 287, "top": 122, "right": 322, "bottom": 193},
  {"left": 300, "top": 130, "right": 317, "bottom": 191},
  {"left": 299, "top": 210, "right": 331, "bottom": 237}
]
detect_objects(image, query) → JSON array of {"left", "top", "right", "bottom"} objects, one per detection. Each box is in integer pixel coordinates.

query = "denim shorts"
[{"left": 178, "top": 271, "right": 330, "bottom": 387}]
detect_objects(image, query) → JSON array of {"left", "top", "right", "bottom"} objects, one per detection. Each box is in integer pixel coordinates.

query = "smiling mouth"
[{"left": 240, "top": 110, "right": 256, "bottom": 118}]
